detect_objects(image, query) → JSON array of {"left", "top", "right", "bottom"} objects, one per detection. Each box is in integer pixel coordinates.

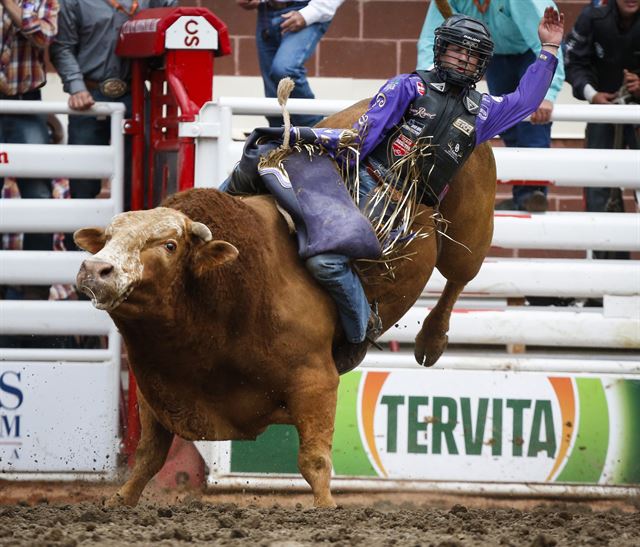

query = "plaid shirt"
[{"left": 0, "top": 0, "right": 59, "bottom": 95}]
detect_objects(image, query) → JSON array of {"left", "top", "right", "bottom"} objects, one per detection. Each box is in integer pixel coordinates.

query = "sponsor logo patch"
[
  {"left": 444, "top": 140, "right": 463, "bottom": 163},
  {"left": 416, "top": 81, "right": 426, "bottom": 96},
  {"left": 430, "top": 82, "right": 446, "bottom": 92},
  {"left": 403, "top": 119, "right": 425, "bottom": 137},
  {"left": 409, "top": 105, "right": 436, "bottom": 119},
  {"left": 453, "top": 117, "right": 474, "bottom": 136},
  {"left": 391, "top": 134, "right": 415, "bottom": 157},
  {"left": 464, "top": 96, "right": 479, "bottom": 113}
]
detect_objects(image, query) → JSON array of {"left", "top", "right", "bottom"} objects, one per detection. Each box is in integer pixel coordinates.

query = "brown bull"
[{"left": 74, "top": 105, "right": 495, "bottom": 508}]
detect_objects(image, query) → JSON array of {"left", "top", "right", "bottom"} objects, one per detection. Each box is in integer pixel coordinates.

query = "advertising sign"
[
  {"left": 0, "top": 362, "right": 119, "bottom": 475},
  {"left": 230, "top": 369, "right": 640, "bottom": 486}
]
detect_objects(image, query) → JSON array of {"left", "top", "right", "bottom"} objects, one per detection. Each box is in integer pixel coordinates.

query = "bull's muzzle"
[
  {"left": 78, "top": 259, "right": 114, "bottom": 282},
  {"left": 76, "top": 258, "right": 126, "bottom": 310}
]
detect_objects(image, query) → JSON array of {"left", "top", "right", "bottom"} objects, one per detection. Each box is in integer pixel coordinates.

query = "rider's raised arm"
[
  {"left": 474, "top": 50, "right": 558, "bottom": 145},
  {"left": 474, "top": 7, "right": 564, "bottom": 145}
]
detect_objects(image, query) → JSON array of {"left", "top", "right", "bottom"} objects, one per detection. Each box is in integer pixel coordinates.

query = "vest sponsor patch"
[
  {"left": 445, "top": 140, "right": 463, "bottom": 163},
  {"left": 392, "top": 134, "right": 415, "bottom": 157},
  {"left": 464, "top": 95, "right": 479, "bottom": 113},
  {"left": 416, "top": 81, "right": 426, "bottom": 95},
  {"left": 453, "top": 117, "right": 474, "bottom": 136},
  {"left": 409, "top": 105, "right": 436, "bottom": 119},
  {"left": 430, "top": 82, "right": 446, "bottom": 92},
  {"left": 403, "top": 118, "right": 425, "bottom": 137}
]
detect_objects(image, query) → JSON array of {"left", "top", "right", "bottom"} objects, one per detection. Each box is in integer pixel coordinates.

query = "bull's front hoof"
[
  {"left": 105, "top": 492, "right": 138, "bottom": 508},
  {"left": 313, "top": 496, "right": 337, "bottom": 509},
  {"left": 105, "top": 493, "right": 126, "bottom": 508},
  {"left": 414, "top": 333, "right": 448, "bottom": 368}
]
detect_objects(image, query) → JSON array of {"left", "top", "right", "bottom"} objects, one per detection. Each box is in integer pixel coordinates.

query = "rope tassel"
[{"left": 277, "top": 77, "right": 295, "bottom": 149}]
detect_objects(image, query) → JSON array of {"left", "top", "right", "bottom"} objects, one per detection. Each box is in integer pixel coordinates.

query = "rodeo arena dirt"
[{"left": 1, "top": 2, "right": 640, "bottom": 547}]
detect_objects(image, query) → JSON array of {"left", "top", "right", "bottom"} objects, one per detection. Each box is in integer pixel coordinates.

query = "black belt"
[
  {"left": 266, "top": 0, "right": 299, "bottom": 10},
  {"left": 0, "top": 89, "right": 42, "bottom": 101}
]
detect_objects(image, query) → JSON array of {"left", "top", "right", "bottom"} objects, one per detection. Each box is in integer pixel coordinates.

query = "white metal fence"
[
  {"left": 0, "top": 101, "right": 124, "bottom": 479},
  {"left": 1, "top": 98, "right": 639, "bottom": 486}
]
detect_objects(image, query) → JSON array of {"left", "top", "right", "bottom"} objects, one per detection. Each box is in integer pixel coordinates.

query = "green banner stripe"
[
  {"left": 332, "top": 371, "right": 377, "bottom": 476},
  {"left": 612, "top": 380, "right": 640, "bottom": 484},
  {"left": 556, "top": 378, "right": 609, "bottom": 483},
  {"left": 230, "top": 424, "right": 299, "bottom": 474}
]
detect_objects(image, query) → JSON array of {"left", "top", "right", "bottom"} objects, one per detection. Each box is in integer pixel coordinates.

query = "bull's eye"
[{"left": 164, "top": 241, "right": 177, "bottom": 252}]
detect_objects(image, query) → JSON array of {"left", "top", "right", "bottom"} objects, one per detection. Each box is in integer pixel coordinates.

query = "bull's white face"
[{"left": 75, "top": 207, "right": 238, "bottom": 312}]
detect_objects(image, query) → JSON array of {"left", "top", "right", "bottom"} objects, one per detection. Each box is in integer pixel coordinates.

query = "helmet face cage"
[{"left": 434, "top": 17, "right": 494, "bottom": 87}]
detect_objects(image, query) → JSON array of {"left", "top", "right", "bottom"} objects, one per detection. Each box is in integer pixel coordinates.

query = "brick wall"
[{"left": 181, "top": 0, "right": 591, "bottom": 78}]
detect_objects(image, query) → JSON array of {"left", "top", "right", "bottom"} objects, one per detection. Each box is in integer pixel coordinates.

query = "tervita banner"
[{"left": 231, "top": 369, "right": 640, "bottom": 485}]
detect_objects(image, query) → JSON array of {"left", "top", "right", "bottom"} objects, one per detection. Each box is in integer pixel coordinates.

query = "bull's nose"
[{"left": 78, "top": 259, "right": 114, "bottom": 280}]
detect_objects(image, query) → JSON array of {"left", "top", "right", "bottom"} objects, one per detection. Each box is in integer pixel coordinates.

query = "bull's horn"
[{"left": 191, "top": 222, "right": 212, "bottom": 242}]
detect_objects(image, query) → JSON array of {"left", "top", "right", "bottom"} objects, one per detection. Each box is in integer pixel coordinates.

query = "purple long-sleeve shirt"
[
  {"left": 354, "top": 51, "right": 558, "bottom": 157},
  {"left": 356, "top": 51, "right": 558, "bottom": 156},
  {"left": 285, "top": 51, "right": 557, "bottom": 164}
]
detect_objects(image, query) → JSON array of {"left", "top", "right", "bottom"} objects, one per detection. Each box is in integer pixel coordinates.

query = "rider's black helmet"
[{"left": 434, "top": 15, "right": 494, "bottom": 87}]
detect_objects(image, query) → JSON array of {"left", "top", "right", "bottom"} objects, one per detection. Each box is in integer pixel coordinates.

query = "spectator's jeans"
[
  {"left": 485, "top": 50, "right": 551, "bottom": 208},
  {"left": 584, "top": 123, "right": 637, "bottom": 260},
  {"left": 67, "top": 89, "right": 132, "bottom": 210},
  {"left": 256, "top": 3, "right": 329, "bottom": 127},
  {"left": 304, "top": 165, "right": 379, "bottom": 343},
  {"left": 0, "top": 89, "right": 52, "bottom": 251}
]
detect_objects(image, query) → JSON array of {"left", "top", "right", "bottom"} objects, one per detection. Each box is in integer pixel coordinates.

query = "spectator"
[
  {"left": 49, "top": 0, "right": 176, "bottom": 214},
  {"left": 0, "top": 0, "right": 59, "bottom": 252},
  {"left": 564, "top": 0, "right": 639, "bottom": 260},
  {"left": 237, "top": 0, "right": 344, "bottom": 127},
  {"left": 417, "top": 0, "right": 565, "bottom": 213}
]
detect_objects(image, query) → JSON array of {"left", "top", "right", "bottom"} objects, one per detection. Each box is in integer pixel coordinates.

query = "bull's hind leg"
[
  {"left": 288, "top": 371, "right": 339, "bottom": 508},
  {"left": 414, "top": 279, "right": 465, "bottom": 367},
  {"left": 108, "top": 390, "right": 173, "bottom": 507}
]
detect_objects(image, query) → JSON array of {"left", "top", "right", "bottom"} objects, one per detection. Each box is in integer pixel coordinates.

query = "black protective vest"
[{"left": 368, "top": 70, "right": 482, "bottom": 206}]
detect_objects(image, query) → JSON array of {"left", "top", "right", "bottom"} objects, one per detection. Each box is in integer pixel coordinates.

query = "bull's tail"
[{"left": 434, "top": 0, "right": 453, "bottom": 19}]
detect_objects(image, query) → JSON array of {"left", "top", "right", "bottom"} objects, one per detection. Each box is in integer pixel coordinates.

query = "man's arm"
[
  {"left": 416, "top": 1, "right": 446, "bottom": 70},
  {"left": 564, "top": 6, "right": 616, "bottom": 104},
  {"left": 298, "top": 0, "right": 344, "bottom": 25},
  {"left": 1, "top": 0, "right": 59, "bottom": 49},
  {"left": 49, "top": 0, "right": 94, "bottom": 110},
  {"left": 280, "top": 0, "right": 344, "bottom": 34}
]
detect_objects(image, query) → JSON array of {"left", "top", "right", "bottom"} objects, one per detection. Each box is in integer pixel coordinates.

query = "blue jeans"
[
  {"left": 0, "top": 89, "right": 52, "bottom": 251},
  {"left": 485, "top": 50, "right": 551, "bottom": 208},
  {"left": 305, "top": 165, "right": 380, "bottom": 343},
  {"left": 256, "top": 3, "right": 329, "bottom": 127},
  {"left": 67, "top": 89, "right": 132, "bottom": 210}
]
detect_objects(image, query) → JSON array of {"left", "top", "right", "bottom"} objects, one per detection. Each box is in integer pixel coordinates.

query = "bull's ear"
[
  {"left": 193, "top": 240, "right": 239, "bottom": 276},
  {"left": 74, "top": 227, "right": 106, "bottom": 254}
]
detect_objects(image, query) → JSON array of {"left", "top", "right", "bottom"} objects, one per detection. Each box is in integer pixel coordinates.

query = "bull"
[{"left": 75, "top": 107, "right": 495, "bottom": 508}]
